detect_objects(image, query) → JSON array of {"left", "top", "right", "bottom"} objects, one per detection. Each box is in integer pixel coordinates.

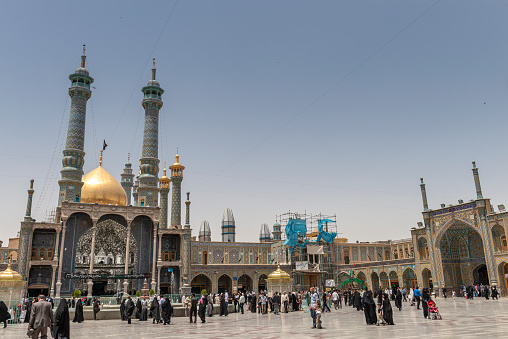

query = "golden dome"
[
  {"left": 267, "top": 265, "right": 291, "bottom": 280},
  {"left": 81, "top": 165, "right": 127, "bottom": 206},
  {"left": 0, "top": 260, "right": 23, "bottom": 281}
]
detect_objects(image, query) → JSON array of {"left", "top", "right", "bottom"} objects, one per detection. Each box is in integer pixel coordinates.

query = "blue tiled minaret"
[
  {"left": 170, "top": 151, "right": 185, "bottom": 227},
  {"left": 158, "top": 167, "right": 170, "bottom": 229},
  {"left": 137, "top": 59, "right": 163, "bottom": 207},
  {"left": 120, "top": 156, "right": 135, "bottom": 205},
  {"left": 58, "top": 45, "right": 93, "bottom": 206}
]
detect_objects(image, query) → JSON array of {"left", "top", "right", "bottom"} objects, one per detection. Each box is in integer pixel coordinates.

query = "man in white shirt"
[
  {"left": 331, "top": 290, "right": 339, "bottom": 310},
  {"left": 310, "top": 287, "right": 319, "bottom": 329},
  {"left": 281, "top": 291, "right": 289, "bottom": 313}
]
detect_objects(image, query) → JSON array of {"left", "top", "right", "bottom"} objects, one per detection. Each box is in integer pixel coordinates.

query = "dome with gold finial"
[
  {"left": 81, "top": 151, "right": 127, "bottom": 206},
  {"left": 159, "top": 167, "right": 170, "bottom": 189},
  {"left": 267, "top": 265, "right": 291, "bottom": 280},
  {"left": 0, "top": 258, "right": 23, "bottom": 281}
]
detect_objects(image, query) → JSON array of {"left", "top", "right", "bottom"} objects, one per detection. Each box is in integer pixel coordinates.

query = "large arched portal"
[
  {"left": 379, "top": 272, "right": 389, "bottom": 289},
  {"left": 389, "top": 271, "right": 399, "bottom": 288},
  {"left": 191, "top": 274, "right": 212, "bottom": 294},
  {"left": 436, "top": 220, "right": 486, "bottom": 290},
  {"left": 75, "top": 218, "right": 137, "bottom": 295},
  {"left": 258, "top": 274, "right": 268, "bottom": 292},
  {"left": 422, "top": 268, "right": 432, "bottom": 290},
  {"left": 473, "top": 264, "right": 489, "bottom": 285},
  {"left": 357, "top": 272, "right": 367, "bottom": 289}
]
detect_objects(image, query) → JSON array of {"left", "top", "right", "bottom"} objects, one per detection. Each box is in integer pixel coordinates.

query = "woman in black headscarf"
[
  {"left": 353, "top": 290, "right": 362, "bottom": 311},
  {"left": 72, "top": 298, "right": 84, "bottom": 323},
  {"left": 0, "top": 301, "right": 9, "bottom": 328},
  {"left": 250, "top": 293, "right": 257, "bottom": 313},
  {"left": 422, "top": 289, "right": 430, "bottom": 319},
  {"left": 382, "top": 293, "right": 395, "bottom": 325},
  {"left": 161, "top": 296, "right": 171, "bottom": 325},
  {"left": 395, "top": 288, "right": 402, "bottom": 311},
  {"left": 362, "top": 292, "right": 377, "bottom": 325},
  {"left": 150, "top": 296, "right": 160, "bottom": 324},
  {"left": 52, "top": 298, "right": 70, "bottom": 339}
]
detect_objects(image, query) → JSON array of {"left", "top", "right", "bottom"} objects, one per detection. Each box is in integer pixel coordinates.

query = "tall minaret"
[
  {"left": 25, "top": 179, "right": 35, "bottom": 221},
  {"left": 221, "top": 208, "right": 236, "bottom": 242},
  {"left": 58, "top": 45, "right": 93, "bottom": 206},
  {"left": 158, "top": 167, "right": 170, "bottom": 229},
  {"left": 137, "top": 59, "right": 163, "bottom": 207},
  {"left": 132, "top": 175, "right": 139, "bottom": 206},
  {"left": 272, "top": 222, "right": 282, "bottom": 241},
  {"left": 170, "top": 150, "right": 185, "bottom": 228},
  {"left": 120, "top": 155, "right": 135, "bottom": 205}
]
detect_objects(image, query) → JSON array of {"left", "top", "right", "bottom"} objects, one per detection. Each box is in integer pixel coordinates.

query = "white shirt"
[{"left": 331, "top": 292, "right": 338, "bottom": 301}]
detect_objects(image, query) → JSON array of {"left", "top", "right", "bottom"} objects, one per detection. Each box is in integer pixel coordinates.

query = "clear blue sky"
[{"left": 1, "top": 0, "right": 507, "bottom": 243}]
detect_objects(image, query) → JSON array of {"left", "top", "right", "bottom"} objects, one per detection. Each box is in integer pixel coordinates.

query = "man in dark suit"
[{"left": 29, "top": 295, "right": 54, "bottom": 339}]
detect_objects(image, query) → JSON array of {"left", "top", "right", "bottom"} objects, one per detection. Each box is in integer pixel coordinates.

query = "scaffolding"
[{"left": 275, "top": 211, "right": 338, "bottom": 292}]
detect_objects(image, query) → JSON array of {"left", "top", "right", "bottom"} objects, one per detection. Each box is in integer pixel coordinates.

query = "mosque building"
[{"left": 10, "top": 48, "right": 508, "bottom": 298}]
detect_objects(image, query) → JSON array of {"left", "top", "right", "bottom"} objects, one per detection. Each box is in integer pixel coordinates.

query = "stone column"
[
  {"left": 87, "top": 222, "right": 98, "bottom": 296},
  {"left": 56, "top": 220, "right": 67, "bottom": 298},
  {"left": 54, "top": 228, "right": 61, "bottom": 261},
  {"left": 123, "top": 223, "right": 132, "bottom": 294},
  {"left": 151, "top": 224, "right": 158, "bottom": 292},
  {"left": 158, "top": 234, "right": 163, "bottom": 261},
  {"left": 157, "top": 266, "right": 161, "bottom": 295},
  {"left": 50, "top": 265, "right": 57, "bottom": 297}
]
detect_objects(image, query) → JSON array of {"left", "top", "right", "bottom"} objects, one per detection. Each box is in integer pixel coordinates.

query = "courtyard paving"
[{"left": 3, "top": 297, "right": 508, "bottom": 338}]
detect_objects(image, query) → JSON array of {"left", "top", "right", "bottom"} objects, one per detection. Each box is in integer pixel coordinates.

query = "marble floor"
[{"left": 3, "top": 297, "right": 508, "bottom": 338}]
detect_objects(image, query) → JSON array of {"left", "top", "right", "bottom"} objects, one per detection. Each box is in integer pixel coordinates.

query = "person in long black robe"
[
  {"left": 492, "top": 286, "right": 499, "bottom": 300},
  {"left": 220, "top": 294, "right": 228, "bottom": 316},
  {"left": 73, "top": 298, "right": 84, "bottom": 323},
  {"left": 391, "top": 286, "right": 397, "bottom": 300},
  {"left": 161, "top": 297, "right": 171, "bottom": 325},
  {"left": 198, "top": 295, "right": 207, "bottom": 323},
  {"left": 0, "top": 301, "right": 9, "bottom": 328},
  {"left": 395, "top": 289, "right": 402, "bottom": 311},
  {"left": 382, "top": 294, "right": 395, "bottom": 325},
  {"left": 135, "top": 298, "right": 142, "bottom": 319},
  {"left": 120, "top": 299, "right": 126, "bottom": 321},
  {"left": 124, "top": 297, "right": 135, "bottom": 324},
  {"left": 422, "top": 289, "right": 430, "bottom": 319},
  {"left": 353, "top": 291, "right": 362, "bottom": 311},
  {"left": 362, "top": 292, "right": 377, "bottom": 325},
  {"left": 52, "top": 298, "right": 70, "bottom": 339},
  {"left": 349, "top": 291, "right": 353, "bottom": 306},
  {"left": 150, "top": 297, "right": 160, "bottom": 324},
  {"left": 250, "top": 294, "right": 257, "bottom": 313},
  {"left": 23, "top": 299, "right": 31, "bottom": 323},
  {"left": 343, "top": 291, "right": 348, "bottom": 306}
]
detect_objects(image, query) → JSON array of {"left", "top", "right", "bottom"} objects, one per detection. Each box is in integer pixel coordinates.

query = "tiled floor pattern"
[{"left": 3, "top": 298, "right": 508, "bottom": 338}]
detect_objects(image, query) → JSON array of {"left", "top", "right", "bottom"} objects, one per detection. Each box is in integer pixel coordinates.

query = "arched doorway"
[
  {"left": 357, "top": 272, "right": 367, "bottom": 289},
  {"left": 402, "top": 268, "right": 417, "bottom": 289},
  {"left": 258, "top": 274, "right": 268, "bottom": 292},
  {"left": 379, "top": 272, "right": 389, "bottom": 289},
  {"left": 191, "top": 274, "right": 212, "bottom": 294},
  {"left": 371, "top": 272, "right": 380, "bottom": 291},
  {"left": 218, "top": 274, "right": 232, "bottom": 294},
  {"left": 389, "top": 271, "right": 399, "bottom": 288},
  {"left": 498, "top": 262, "right": 508, "bottom": 296},
  {"left": 238, "top": 274, "right": 253, "bottom": 293},
  {"left": 337, "top": 272, "right": 350, "bottom": 290},
  {"left": 418, "top": 237, "right": 429, "bottom": 261},
  {"left": 422, "top": 268, "right": 433, "bottom": 290},
  {"left": 491, "top": 225, "right": 507, "bottom": 252},
  {"left": 473, "top": 264, "right": 489, "bottom": 285}
]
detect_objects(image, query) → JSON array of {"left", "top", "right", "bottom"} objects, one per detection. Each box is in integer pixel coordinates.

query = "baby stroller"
[{"left": 427, "top": 300, "right": 442, "bottom": 320}]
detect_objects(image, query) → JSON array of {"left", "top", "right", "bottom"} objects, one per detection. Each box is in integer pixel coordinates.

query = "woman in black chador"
[
  {"left": 0, "top": 301, "right": 10, "bottom": 328},
  {"left": 23, "top": 299, "right": 32, "bottom": 323},
  {"left": 135, "top": 298, "right": 142, "bottom": 319},
  {"left": 161, "top": 296, "right": 172, "bottom": 325},
  {"left": 150, "top": 296, "right": 160, "bottom": 324},
  {"left": 52, "top": 298, "right": 70, "bottom": 339},
  {"left": 362, "top": 292, "right": 377, "bottom": 325},
  {"left": 395, "top": 288, "right": 402, "bottom": 311},
  {"left": 353, "top": 290, "right": 362, "bottom": 311},
  {"left": 72, "top": 298, "right": 84, "bottom": 323},
  {"left": 250, "top": 293, "right": 257, "bottom": 313},
  {"left": 422, "top": 289, "right": 430, "bottom": 319},
  {"left": 120, "top": 298, "right": 126, "bottom": 321},
  {"left": 219, "top": 293, "right": 228, "bottom": 316},
  {"left": 382, "top": 293, "right": 395, "bottom": 325}
]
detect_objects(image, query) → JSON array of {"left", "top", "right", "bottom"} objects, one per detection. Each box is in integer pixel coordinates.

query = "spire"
[
  {"left": 24, "top": 179, "right": 34, "bottom": 222},
  {"left": 420, "top": 178, "right": 429, "bottom": 211},
  {"left": 185, "top": 192, "right": 191, "bottom": 229},
  {"left": 472, "top": 161, "right": 483, "bottom": 199},
  {"left": 152, "top": 58, "right": 156, "bottom": 81},
  {"left": 99, "top": 150, "right": 103, "bottom": 167},
  {"left": 81, "top": 44, "right": 86, "bottom": 68},
  {"left": 221, "top": 208, "right": 236, "bottom": 242}
]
